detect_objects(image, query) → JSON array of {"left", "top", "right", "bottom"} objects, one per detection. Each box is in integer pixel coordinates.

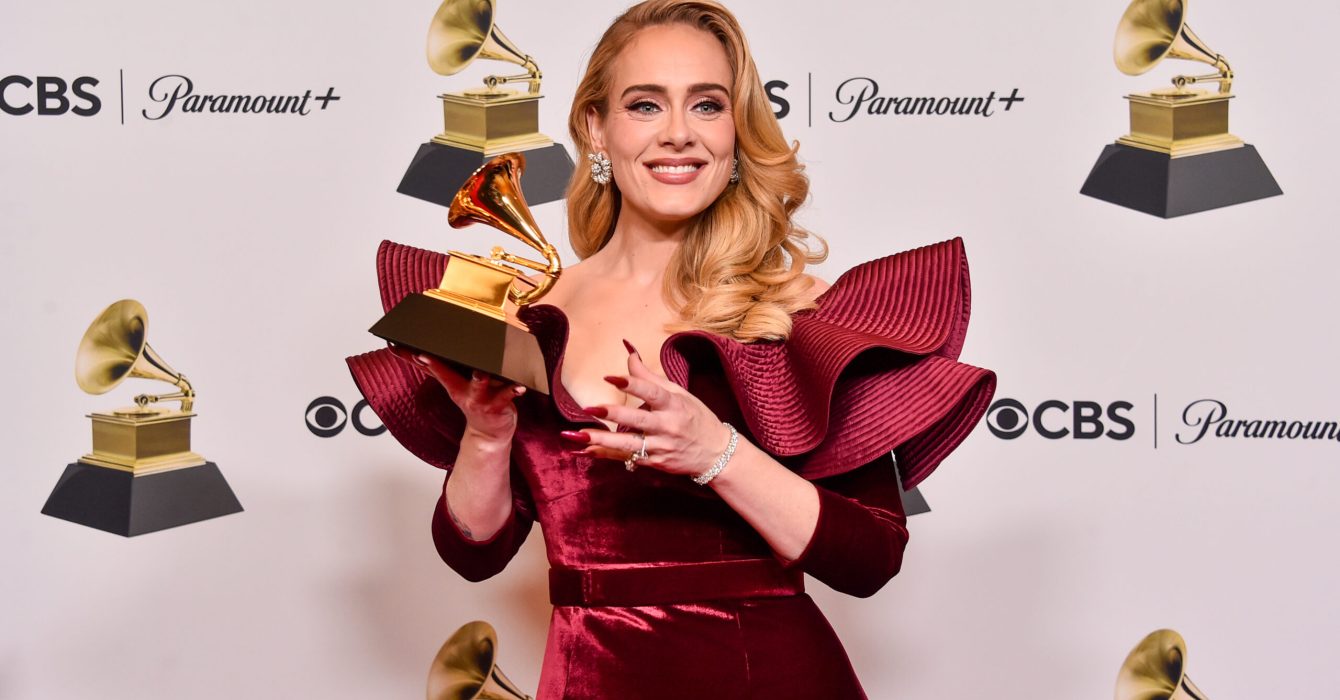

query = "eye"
[
  {"left": 627, "top": 99, "right": 661, "bottom": 115},
  {"left": 306, "top": 396, "right": 347, "bottom": 438},
  {"left": 691, "top": 99, "right": 725, "bottom": 115}
]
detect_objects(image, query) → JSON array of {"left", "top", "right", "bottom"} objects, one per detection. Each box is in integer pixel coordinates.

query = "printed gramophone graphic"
[
  {"left": 42, "top": 300, "right": 242, "bottom": 536},
  {"left": 427, "top": 621, "right": 533, "bottom": 700},
  {"left": 1115, "top": 629, "right": 1210, "bottom": 700},
  {"left": 371, "top": 151, "right": 559, "bottom": 393},
  {"left": 1081, "top": 0, "right": 1282, "bottom": 218},
  {"left": 398, "top": 0, "right": 574, "bottom": 209}
]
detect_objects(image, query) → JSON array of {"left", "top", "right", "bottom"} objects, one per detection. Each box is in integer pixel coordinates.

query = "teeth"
[{"left": 650, "top": 164, "right": 700, "bottom": 174}]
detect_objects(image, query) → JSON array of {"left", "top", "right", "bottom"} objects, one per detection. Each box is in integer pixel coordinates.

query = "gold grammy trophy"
[
  {"left": 371, "top": 152, "right": 558, "bottom": 393},
  {"left": 1116, "top": 629, "right": 1210, "bottom": 700},
  {"left": 1080, "top": 0, "right": 1281, "bottom": 218},
  {"left": 427, "top": 621, "right": 533, "bottom": 700},
  {"left": 41, "top": 300, "right": 242, "bottom": 537},
  {"left": 398, "top": 0, "right": 574, "bottom": 210}
]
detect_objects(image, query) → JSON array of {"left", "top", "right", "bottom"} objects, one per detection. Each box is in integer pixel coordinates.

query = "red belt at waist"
[{"left": 548, "top": 558, "right": 805, "bottom": 607}]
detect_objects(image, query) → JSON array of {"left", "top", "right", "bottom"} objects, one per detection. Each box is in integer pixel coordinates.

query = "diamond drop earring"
[{"left": 730, "top": 157, "right": 740, "bottom": 184}]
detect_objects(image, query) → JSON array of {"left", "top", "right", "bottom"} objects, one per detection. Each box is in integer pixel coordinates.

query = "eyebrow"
[{"left": 619, "top": 82, "right": 731, "bottom": 99}]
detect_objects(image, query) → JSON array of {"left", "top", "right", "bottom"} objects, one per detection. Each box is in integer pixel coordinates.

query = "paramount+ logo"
[{"left": 986, "top": 398, "right": 1135, "bottom": 441}]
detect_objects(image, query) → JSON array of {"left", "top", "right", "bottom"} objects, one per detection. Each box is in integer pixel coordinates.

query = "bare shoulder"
[{"left": 800, "top": 272, "right": 831, "bottom": 303}]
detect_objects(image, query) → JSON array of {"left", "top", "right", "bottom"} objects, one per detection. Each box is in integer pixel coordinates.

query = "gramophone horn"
[
  {"left": 427, "top": 621, "right": 533, "bottom": 700},
  {"left": 75, "top": 299, "right": 194, "bottom": 411},
  {"left": 448, "top": 152, "right": 560, "bottom": 305},
  {"left": 1114, "top": 0, "right": 1232, "bottom": 92},
  {"left": 1115, "top": 629, "right": 1210, "bottom": 700},
  {"left": 427, "top": 0, "right": 540, "bottom": 92}
]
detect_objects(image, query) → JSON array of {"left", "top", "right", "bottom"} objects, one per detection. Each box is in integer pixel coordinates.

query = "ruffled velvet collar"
[{"left": 354, "top": 238, "right": 995, "bottom": 488}]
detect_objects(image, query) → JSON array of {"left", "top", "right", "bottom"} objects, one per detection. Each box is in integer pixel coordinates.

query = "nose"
[{"left": 659, "top": 104, "right": 694, "bottom": 150}]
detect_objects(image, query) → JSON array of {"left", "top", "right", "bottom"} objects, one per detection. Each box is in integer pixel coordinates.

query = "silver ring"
[{"left": 624, "top": 433, "right": 648, "bottom": 472}]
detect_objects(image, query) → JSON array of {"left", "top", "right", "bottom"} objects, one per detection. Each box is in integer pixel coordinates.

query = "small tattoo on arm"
[{"left": 447, "top": 501, "right": 474, "bottom": 539}]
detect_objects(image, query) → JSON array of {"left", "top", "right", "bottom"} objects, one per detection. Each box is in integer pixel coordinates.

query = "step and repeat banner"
[{"left": 3, "top": 0, "right": 1337, "bottom": 697}]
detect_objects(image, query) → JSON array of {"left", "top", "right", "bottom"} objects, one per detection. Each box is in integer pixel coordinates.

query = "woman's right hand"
[{"left": 389, "top": 346, "right": 526, "bottom": 445}]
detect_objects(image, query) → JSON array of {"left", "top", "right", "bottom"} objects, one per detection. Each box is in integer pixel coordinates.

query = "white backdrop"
[{"left": 3, "top": 0, "right": 1338, "bottom": 698}]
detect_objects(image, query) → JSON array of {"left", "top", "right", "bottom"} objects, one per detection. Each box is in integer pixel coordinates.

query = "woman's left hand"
[{"left": 562, "top": 340, "right": 732, "bottom": 477}]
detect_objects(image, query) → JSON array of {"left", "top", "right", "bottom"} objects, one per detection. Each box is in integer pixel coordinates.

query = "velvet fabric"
[{"left": 347, "top": 238, "right": 996, "bottom": 699}]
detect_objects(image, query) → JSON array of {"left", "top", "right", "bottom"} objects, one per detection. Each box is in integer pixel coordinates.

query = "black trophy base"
[
  {"left": 1080, "top": 143, "right": 1282, "bottom": 218},
  {"left": 41, "top": 461, "right": 243, "bottom": 537},
  {"left": 902, "top": 486, "right": 930, "bottom": 517},
  {"left": 369, "top": 292, "right": 550, "bottom": 394},
  {"left": 892, "top": 459, "right": 930, "bottom": 516},
  {"left": 398, "top": 141, "right": 574, "bottom": 209}
]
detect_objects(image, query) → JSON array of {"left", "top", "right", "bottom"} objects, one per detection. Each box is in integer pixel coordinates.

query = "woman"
[{"left": 349, "top": 1, "right": 996, "bottom": 696}]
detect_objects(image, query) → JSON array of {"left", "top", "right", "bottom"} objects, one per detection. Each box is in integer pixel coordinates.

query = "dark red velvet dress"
[{"left": 348, "top": 237, "right": 995, "bottom": 699}]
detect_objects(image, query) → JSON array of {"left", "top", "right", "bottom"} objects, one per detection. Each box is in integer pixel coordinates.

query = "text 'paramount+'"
[
  {"left": 828, "top": 78, "right": 1024, "bottom": 123},
  {"left": 1177, "top": 399, "right": 1340, "bottom": 445},
  {"left": 142, "top": 75, "right": 341, "bottom": 120}
]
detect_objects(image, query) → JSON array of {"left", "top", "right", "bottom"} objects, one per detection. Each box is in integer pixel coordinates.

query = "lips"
[
  {"left": 649, "top": 163, "right": 700, "bottom": 174},
  {"left": 644, "top": 157, "right": 708, "bottom": 184}
]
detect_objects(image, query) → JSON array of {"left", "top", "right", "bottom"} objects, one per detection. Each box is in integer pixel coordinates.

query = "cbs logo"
[
  {"left": 765, "top": 79, "right": 790, "bottom": 119},
  {"left": 305, "top": 396, "right": 386, "bottom": 438},
  {"left": 986, "top": 399, "right": 1135, "bottom": 440},
  {"left": 1, "top": 76, "right": 100, "bottom": 116}
]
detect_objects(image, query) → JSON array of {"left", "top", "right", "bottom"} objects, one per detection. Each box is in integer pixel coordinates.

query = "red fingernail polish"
[
  {"left": 582, "top": 406, "right": 609, "bottom": 418},
  {"left": 622, "top": 339, "right": 638, "bottom": 355},
  {"left": 603, "top": 375, "right": 629, "bottom": 389},
  {"left": 559, "top": 430, "right": 590, "bottom": 444}
]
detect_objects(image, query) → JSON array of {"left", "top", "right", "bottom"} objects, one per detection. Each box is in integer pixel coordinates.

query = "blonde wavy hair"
[{"left": 565, "top": 0, "right": 827, "bottom": 342}]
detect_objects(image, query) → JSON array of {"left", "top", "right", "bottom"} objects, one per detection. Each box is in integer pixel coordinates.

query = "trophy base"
[
  {"left": 901, "top": 486, "right": 930, "bottom": 516},
  {"left": 41, "top": 461, "right": 243, "bottom": 537},
  {"left": 892, "top": 457, "right": 929, "bottom": 516},
  {"left": 398, "top": 141, "right": 573, "bottom": 209},
  {"left": 369, "top": 292, "right": 551, "bottom": 394},
  {"left": 1080, "top": 143, "right": 1282, "bottom": 218}
]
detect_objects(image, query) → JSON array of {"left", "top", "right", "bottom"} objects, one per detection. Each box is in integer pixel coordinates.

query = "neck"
[{"left": 590, "top": 210, "right": 691, "bottom": 284}]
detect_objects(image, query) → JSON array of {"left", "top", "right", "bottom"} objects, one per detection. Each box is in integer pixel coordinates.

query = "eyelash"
[
  {"left": 628, "top": 100, "right": 660, "bottom": 114},
  {"left": 625, "top": 98, "right": 726, "bottom": 115},
  {"left": 693, "top": 99, "right": 725, "bottom": 114}
]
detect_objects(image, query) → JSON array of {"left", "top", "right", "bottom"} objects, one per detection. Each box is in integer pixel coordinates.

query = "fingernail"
[
  {"left": 416, "top": 354, "right": 430, "bottom": 365},
  {"left": 559, "top": 430, "right": 590, "bottom": 444},
  {"left": 603, "top": 375, "right": 629, "bottom": 389},
  {"left": 622, "top": 339, "right": 639, "bottom": 355},
  {"left": 582, "top": 406, "right": 609, "bottom": 418},
  {"left": 513, "top": 386, "right": 526, "bottom": 396}
]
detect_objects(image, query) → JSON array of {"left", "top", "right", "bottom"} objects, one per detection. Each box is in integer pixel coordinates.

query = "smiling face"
[{"left": 588, "top": 23, "right": 737, "bottom": 231}]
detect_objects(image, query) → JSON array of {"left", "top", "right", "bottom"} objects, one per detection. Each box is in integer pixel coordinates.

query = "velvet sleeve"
[
  {"left": 779, "top": 451, "right": 908, "bottom": 598},
  {"left": 347, "top": 347, "right": 536, "bottom": 582},
  {"left": 659, "top": 238, "right": 996, "bottom": 491},
  {"left": 430, "top": 467, "right": 535, "bottom": 582},
  {"left": 409, "top": 365, "right": 537, "bottom": 582}
]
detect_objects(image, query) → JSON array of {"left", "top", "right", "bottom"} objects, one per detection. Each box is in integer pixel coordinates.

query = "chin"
[
  {"left": 647, "top": 200, "right": 717, "bottom": 223},
  {"left": 638, "top": 189, "right": 725, "bottom": 222}
]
